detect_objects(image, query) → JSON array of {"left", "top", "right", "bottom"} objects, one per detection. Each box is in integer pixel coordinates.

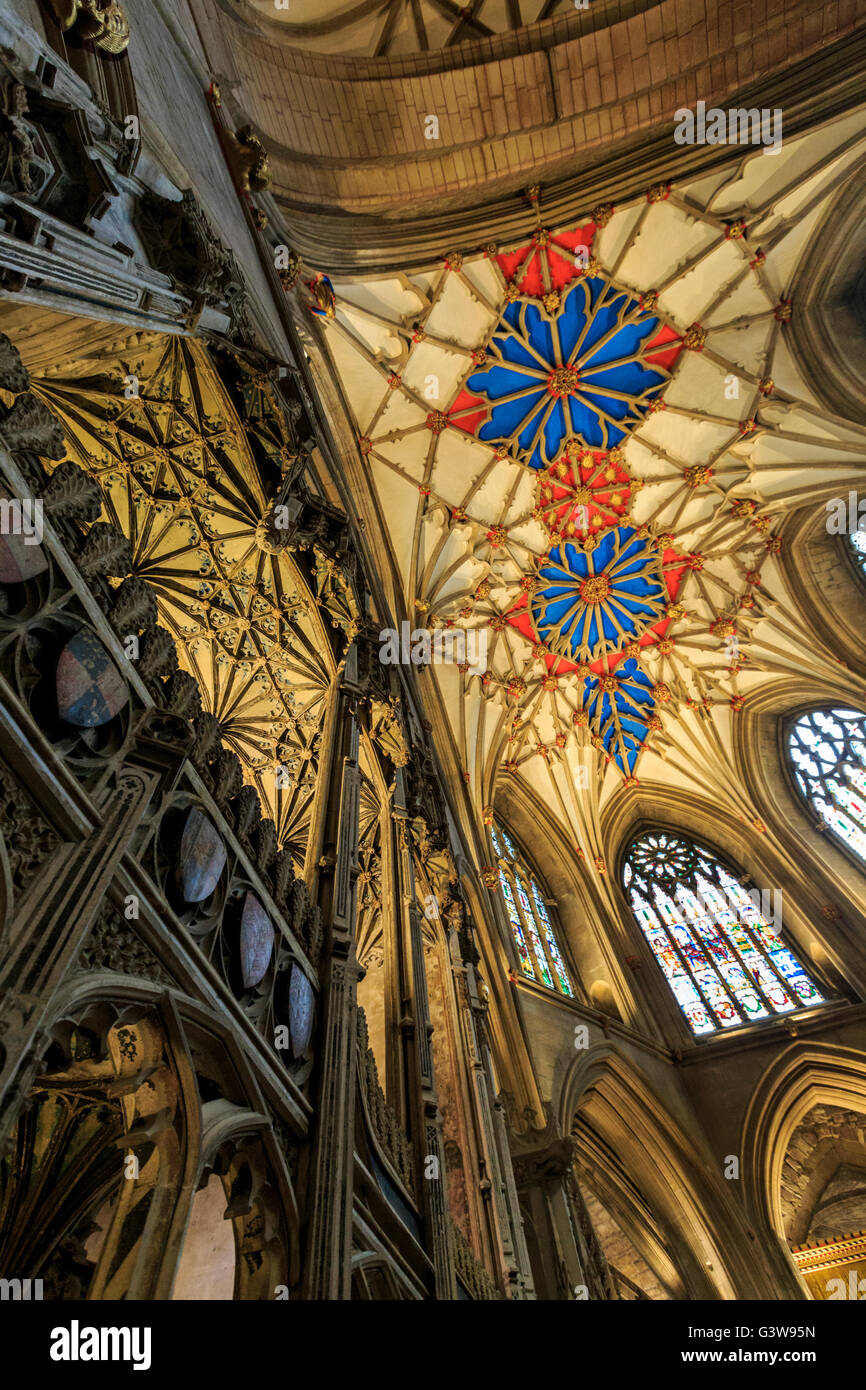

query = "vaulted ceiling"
[
  {"left": 305, "top": 110, "right": 866, "bottom": 864},
  {"left": 14, "top": 318, "right": 335, "bottom": 865},
  {"left": 248, "top": 0, "right": 574, "bottom": 57}
]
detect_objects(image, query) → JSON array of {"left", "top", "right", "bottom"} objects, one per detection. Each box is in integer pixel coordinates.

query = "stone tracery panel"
[{"left": 27, "top": 334, "right": 333, "bottom": 863}]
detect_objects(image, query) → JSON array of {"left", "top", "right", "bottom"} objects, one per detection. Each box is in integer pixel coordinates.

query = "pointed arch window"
[
  {"left": 622, "top": 831, "right": 824, "bottom": 1036},
  {"left": 490, "top": 822, "right": 573, "bottom": 996},
  {"left": 789, "top": 707, "right": 866, "bottom": 865},
  {"left": 849, "top": 531, "right": 866, "bottom": 574}
]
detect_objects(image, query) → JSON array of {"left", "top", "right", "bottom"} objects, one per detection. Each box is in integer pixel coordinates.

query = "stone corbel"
[{"left": 221, "top": 124, "right": 271, "bottom": 194}]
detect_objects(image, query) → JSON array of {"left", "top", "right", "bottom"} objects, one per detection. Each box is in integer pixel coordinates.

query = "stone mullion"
[
  {"left": 543, "top": 1176, "right": 590, "bottom": 1296},
  {"left": 302, "top": 672, "right": 340, "bottom": 893},
  {"left": 391, "top": 773, "right": 456, "bottom": 1298},
  {"left": 451, "top": 957, "right": 534, "bottom": 1298},
  {"left": 301, "top": 644, "right": 363, "bottom": 1300},
  {"left": 381, "top": 798, "right": 408, "bottom": 1126},
  {"left": 489, "top": 1086, "right": 536, "bottom": 1298}
]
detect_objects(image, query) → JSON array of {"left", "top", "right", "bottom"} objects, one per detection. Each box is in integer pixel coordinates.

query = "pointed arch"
[
  {"left": 740, "top": 1041, "right": 866, "bottom": 1292},
  {"left": 558, "top": 1043, "right": 786, "bottom": 1299}
]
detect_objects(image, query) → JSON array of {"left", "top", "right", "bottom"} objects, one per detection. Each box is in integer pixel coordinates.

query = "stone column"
[
  {"left": 512, "top": 1137, "right": 614, "bottom": 1301},
  {"left": 446, "top": 908, "right": 535, "bottom": 1298},
  {"left": 301, "top": 641, "right": 363, "bottom": 1299}
]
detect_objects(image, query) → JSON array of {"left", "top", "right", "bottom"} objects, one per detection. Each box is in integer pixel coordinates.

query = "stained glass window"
[
  {"left": 623, "top": 831, "right": 824, "bottom": 1036},
  {"left": 850, "top": 531, "right": 866, "bottom": 572},
  {"left": 491, "top": 822, "right": 573, "bottom": 996},
  {"left": 789, "top": 707, "right": 866, "bottom": 864}
]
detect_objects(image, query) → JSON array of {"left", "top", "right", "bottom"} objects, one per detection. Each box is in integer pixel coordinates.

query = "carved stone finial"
[
  {"left": 42, "top": 459, "right": 102, "bottom": 523},
  {"left": 231, "top": 783, "right": 261, "bottom": 838},
  {"left": 191, "top": 711, "right": 222, "bottom": 769},
  {"left": 165, "top": 669, "right": 202, "bottom": 721},
  {"left": 0, "top": 332, "right": 29, "bottom": 394},
  {"left": 0, "top": 393, "right": 66, "bottom": 460},
  {"left": 273, "top": 846, "right": 295, "bottom": 907},
  {"left": 75, "top": 521, "right": 132, "bottom": 578},
  {"left": 107, "top": 576, "right": 157, "bottom": 635},
  {"left": 253, "top": 818, "right": 277, "bottom": 876},
  {"left": 211, "top": 747, "right": 243, "bottom": 807},
  {"left": 138, "top": 625, "right": 179, "bottom": 684},
  {"left": 136, "top": 190, "right": 236, "bottom": 303}
]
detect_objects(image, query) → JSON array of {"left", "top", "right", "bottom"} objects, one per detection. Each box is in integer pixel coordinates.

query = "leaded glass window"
[
  {"left": 849, "top": 531, "right": 866, "bottom": 573},
  {"left": 491, "top": 822, "right": 573, "bottom": 996},
  {"left": 789, "top": 708, "right": 866, "bottom": 864},
  {"left": 622, "top": 831, "right": 824, "bottom": 1037}
]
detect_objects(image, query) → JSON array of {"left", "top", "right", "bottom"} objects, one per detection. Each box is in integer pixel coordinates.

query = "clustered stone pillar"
[
  {"left": 391, "top": 768, "right": 456, "bottom": 1298},
  {"left": 446, "top": 907, "right": 536, "bottom": 1298},
  {"left": 513, "top": 1138, "right": 615, "bottom": 1301},
  {"left": 301, "top": 640, "right": 363, "bottom": 1299}
]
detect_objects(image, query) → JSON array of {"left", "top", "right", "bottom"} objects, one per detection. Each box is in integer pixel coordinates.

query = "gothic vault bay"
[{"left": 0, "top": 0, "right": 865, "bottom": 1305}]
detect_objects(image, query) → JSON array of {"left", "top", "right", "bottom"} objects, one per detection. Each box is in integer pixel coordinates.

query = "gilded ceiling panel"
[
  {"left": 31, "top": 336, "right": 332, "bottom": 864},
  {"left": 308, "top": 115, "right": 866, "bottom": 862}
]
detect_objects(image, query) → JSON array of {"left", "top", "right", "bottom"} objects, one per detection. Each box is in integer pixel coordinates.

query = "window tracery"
[
  {"left": 490, "top": 821, "right": 572, "bottom": 996},
  {"left": 623, "top": 831, "right": 824, "bottom": 1036},
  {"left": 789, "top": 707, "right": 866, "bottom": 865}
]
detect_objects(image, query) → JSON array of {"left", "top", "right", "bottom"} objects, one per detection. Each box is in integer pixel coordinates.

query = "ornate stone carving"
[
  {"left": 165, "top": 669, "right": 202, "bottom": 721},
  {"left": 450, "top": 1221, "right": 502, "bottom": 1300},
  {"left": 43, "top": 460, "right": 102, "bottom": 524},
  {"left": 0, "top": 392, "right": 66, "bottom": 460},
  {"left": 74, "top": 521, "right": 132, "bottom": 579},
  {"left": 511, "top": 1136, "right": 577, "bottom": 1188},
  {"left": 77, "top": 904, "right": 171, "bottom": 985},
  {"left": 0, "top": 757, "right": 61, "bottom": 897},
  {"left": 0, "top": 331, "right": 28, "bottom": 396},
  {"left": 138, "top": 625, "right": 179, "bottom": 685},
  {"left": 45, "top": 0, "right": 131, "bottom": 54},
  {"left": 210, "top": 747, "right": 242, "bottom": 808},
  {"left": 191, "top": 711, "right": 221, "bottom": 770},
  {"left": 38, "top": 338, "right": 331, "bottom": 850},
  {"left": 359, "top": 943, "right": 384, "bottom": 970},
  {"left": 277, "top": 249, "right": 301, "bottom": 291},
  {"left": 107, "top": 577, "right": 157, "bottom": 635},
  {"left": 356, "top": 1006, "right": 415, "bottom": 1195},
  {"left": 222, "top": 125, "right": 271, "bottom": 193},
  {"left": 231, "top": 783, "right": 261, "bottom": 839},
  {"left": 269, "top": 1112, "right": 301, "bottom": 1182},
  {"left": 135, "top": 189, "right": 236, "bottom": 303},
  {"left": 0, "top": 79, "right": 51, "bottom": 199},
  {"left": 252, "top": 817, "right": 277, "bottom": 877},
  {"left": 273, "top": 845, "right": 295, "bottom": 909}
]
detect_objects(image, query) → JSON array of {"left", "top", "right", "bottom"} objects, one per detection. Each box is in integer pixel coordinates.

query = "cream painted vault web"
[{"left": 305, "top": 111, "right": 866, "bottom": 861}]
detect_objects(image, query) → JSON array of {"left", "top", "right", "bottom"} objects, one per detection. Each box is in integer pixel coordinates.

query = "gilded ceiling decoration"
[
  {"left": 31, "top": 337, "right": 332, "bottom": 864},
  {"left": 311, "top": 118, "right": 866, "bottom": 836}
]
